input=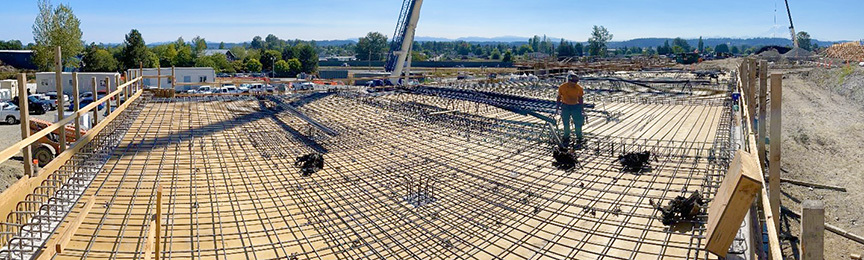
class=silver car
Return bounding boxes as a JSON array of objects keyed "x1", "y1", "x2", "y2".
[{"x1": 0, "y1": 102, "x2": 21, "y2": 124}]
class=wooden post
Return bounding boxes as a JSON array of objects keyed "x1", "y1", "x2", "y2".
[
  {"x1": 105, "y1": 76, "x2": 112, "y2": 115},
  {"x1": 115, "y1": 74, "x2": 122, "y2": 104},
  {"x1": 91, "y1": 77, "x2": 99, "y2": 125},
  {"x1": 54, "y1": 46, "x2": 66, "y2": 153},
  {"x1": 757, "y1": 60, "x2": 768, "y2": 165},
  {"x1": 72, "y1": 72, "x2": 80, "y2": 139},
  {"x1": 171, "y1": 66, "x2": 176, "y2": 91},
  {"x1": 157, "y1": 66, "x2": 161, "y2": 90},
  {"x1": 747, "y1": 59, "x2": 757, "y2": 130},
  {"x1": 769, "y1": 73, "x2": 782, "y2": 231},
  {"x1": 801, "y1": 200, "x2": 824, "y2": 260},
  {"x1": 139, "y1": 62, "x2": 144, "y2": 91},
  {"x1": 155, "y1": 184, "x2": 163, "y2": 260},
  {"x1": 18, "y1": 73, "x2": 33, "y2": 177}
]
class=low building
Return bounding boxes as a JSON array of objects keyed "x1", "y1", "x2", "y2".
[
  {"x1": 202, "y1": 49, "x2": 236, "y2": 61},
  {"x1": 0, "y1": 50, "x2": 36, "y2": 70},
  {"x1": 0, "y1": 79, "x2": 18, "y2": 99},
  {"x1": 136, "y1": 67, "x2": 215, "y2": 91},
  {"x1": 35, "y1": 72, "x2": 120, "y2": 94},
  {"x1": 319, "y1": 70, "x2": 349, "y2": 79}
]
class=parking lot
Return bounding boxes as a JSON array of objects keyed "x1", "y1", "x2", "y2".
[{"x1": 0, "y1": 102, "x2": 109, "y2": 190}]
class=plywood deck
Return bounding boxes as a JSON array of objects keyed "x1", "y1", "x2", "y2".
[{"x1": 46, "y1": 87, "x2": 730, "y2": 259}]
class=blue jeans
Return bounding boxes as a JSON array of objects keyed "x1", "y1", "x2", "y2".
[{"x1": 561, "y1": 104, "x2": 584, "y2": 142}]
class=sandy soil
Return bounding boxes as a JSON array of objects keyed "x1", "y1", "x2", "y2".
[{"x1": 776, "y1": 66, "x2": 864, "y2": 259}]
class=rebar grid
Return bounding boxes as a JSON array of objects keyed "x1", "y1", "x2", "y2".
[{"x1": 18, "y1": 72, "x2": 734, "y2": 260}]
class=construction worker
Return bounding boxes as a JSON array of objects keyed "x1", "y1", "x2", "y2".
[{"x1": 557, "y1": 72, "x2": 585, "y2": 145}]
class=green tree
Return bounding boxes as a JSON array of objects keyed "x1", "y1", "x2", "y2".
[
  {"x1": 730, "y1": 46, "x2": 740, "y2": 54},
  {"x1": 797, "y1": 31, "x2": 813, "y2": 51},
  {"x1": 32, "y1": 0, "x2": 84, "y2": 70},
  {"x1": 573, "y1": 43, "x2": 584, "y2": 57},
  {"x1": 502, "y1": 50, "x2": 513, "y2": 62},
  {"x1": 672, "y1": 38, "x2": 691, "y2": 52},
  {"x1": 152, "y1": 44, "x2": 177, "y2": 67},
  {"x1": 219, "y1": 42, "x2": 225, "y2": 49},
  {"x1": 259, "y1": 49, "x2": 282, "y2": 71},
  {"x1": 587, "y1": 25, "x2": 613, "y2": 57},
  {"x1": 517, "y1": 44, "x2": 533, "y2": 55},
  {"x1": 120, "y1": 29, "x2": 152, "y2": 69},
  {"x1": 274, "y1": 59, "x2": 301, "y2": 77},
  {"x1": 192, "y1": 36, "x2": 207, "y2": 54},
  {"x1": 250, "y1": 36, "x2": 264, "y2": 50},
  {"x1": 230, "y1": 46, "x2": 247, "y2": 60},
  {"x1": 245, "y1": 59, "x2": 262, "y2": 72},
  {"x1": 672, "y1": 45, "x2": 685, "y2": 54},
  {"x1": 0, "y1": 40, "x2": 24, "y2": 50},
  {"x1": 490, "y1": 49, "x2": 501, "y2": 60},
  {"x1": 174, "y1": 44, "x2": 194, "y2": 67},
  {"x1": 411, "y1": 51, "x2": 427, "y2": 62},
  {"x1": 81, "y1": 44, "x2": 118, "y2": 72},
  {"x1": 231, "y1": 60, "x2": 245, "y2": 73},
  {"x1": 697, "y1": 37, "x2": 704, "y2": 53},
  {"x1": 294, "y1": 43, "x2": 318, "y2": 73},
  {"x1": 557, "y1": 39, "x2": 575, "y2": 57},
  {"x1": 355, "y1": 32, "x2": 388, "y2": 61},
  {"x1": 714, "y1": 43, "x2": 730, "y2": 53}
]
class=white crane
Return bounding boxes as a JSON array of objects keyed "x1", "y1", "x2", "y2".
[{"x1": 385, "y1": 0, "x2": 424, "y2": 83}]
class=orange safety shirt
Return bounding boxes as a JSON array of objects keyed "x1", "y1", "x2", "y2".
[{"x1": 558, "y1": 82, "x2": 584, "y2": 105}]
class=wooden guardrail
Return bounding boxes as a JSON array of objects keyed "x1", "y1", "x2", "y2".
[
  {"x1": 736, "y1": 58, "x2": 784, "y2": 259},
  {"x1": 0, "y1": 48, "x2": 146, "y2": 250}
]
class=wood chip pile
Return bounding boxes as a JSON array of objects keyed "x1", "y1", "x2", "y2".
[{"x1": 826, "y1": 42, "x2": 864, "y2": 61}]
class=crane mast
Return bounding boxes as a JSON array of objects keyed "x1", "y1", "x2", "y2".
[
  {"x1": 784, "y1": 0, "x2": 799, "y2": 48},
  {"x1": 386, "y1": 0, "x2": 424, "y2": 81}
]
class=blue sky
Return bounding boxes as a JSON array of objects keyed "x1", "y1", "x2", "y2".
[{"x1": 1, "y1": 0, "x2": 861, "y2": 44}]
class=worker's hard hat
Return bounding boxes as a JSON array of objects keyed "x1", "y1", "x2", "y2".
[{"x1": 567, "y1": 71, "x2": 579, "y2": 81}]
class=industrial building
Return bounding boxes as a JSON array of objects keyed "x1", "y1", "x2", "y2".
[
  {"x1": 136, "y1": 67, "x2": 216, "y2": 91},
  {"x1": 34, "y1": 72, "x2": 120, "y2": 94}
]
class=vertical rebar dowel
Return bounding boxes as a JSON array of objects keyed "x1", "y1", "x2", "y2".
[
  {"x1": 769, "y1": 73, "x2": 782, "y2": 232},
  {"x1": 18, "y1": 73, "x2": 33, "y2": 177},
  {"x1": 801, "y1": 200, "x2": 824, "y2": 260}
]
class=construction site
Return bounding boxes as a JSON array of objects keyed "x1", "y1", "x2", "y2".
[{"x1": 3, "y1": 0, "x2": 864, "y2": 260}]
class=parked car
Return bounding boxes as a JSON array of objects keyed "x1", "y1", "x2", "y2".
[
  {"x1": 221, "y1": 84, "x2": 240, "y2": 93},
  {"x1": 79, "y1": 92, "x2": 94, "y2": 100},
  {"x1": 0, "y1": 102, "x2": 20, "y2": 124},
  {"x1": 70, "y1": 97, "x2": 105, "y2": 111},
  {"x1": 11, "y1": 96, "x2": 50, "y2": 114},
  {"x1": 238, "y1": 84, "x2": 250, "y2": 93},
  {"x1": 196, "y1": 86, "x2": 213, "y2": 94}
]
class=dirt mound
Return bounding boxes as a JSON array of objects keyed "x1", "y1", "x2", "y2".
[
  {"x1": 826, "y1": 42, "x2": 864, "y2": 61},
  {"x1": 783, "y1": 47, "x2": 813, "y2": 59},
  {"x1": 756, "y1": 49, "x2": 782, "y2": 61}
]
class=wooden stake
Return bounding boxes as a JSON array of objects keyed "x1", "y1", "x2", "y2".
[
  {"x1": 801, "y1": 200, "x2": 824, "y2": 260},
  {"x1": 747, "y1": 59, "x2": 757, "y2": 130},
  {"x1": 17, "y1": 73, "x2": 33, "y2": 177},
  {"x1": 55, "y1": 46, "x2": 66, "y2": 153},
  {"x1": 105, "y1": 76, "x2": 112, "y2": 115},
  {"x1": 72, "y1": 72, "x2": 80, "y2": 139},
  {"x1": 769, "y1": 73, "x2": 782, "y2": 231},
  {"x1": 758, "y1": 60, "x2": 768, "y2": 165},
  {"x1": 157, "y1": 66, "x2": 161, "y2": 90},
  {"x1": 155, "y1": 184, "x2": 163, "y2": 260},
  {"x1": 171, "y1": 66, "x2": 176, "y2": 91},
  {"x1": 91, "y1": 77, "x2": 98, "y2": 125}
]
